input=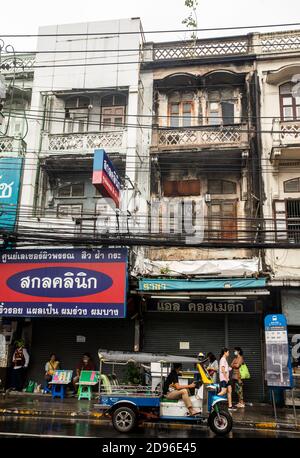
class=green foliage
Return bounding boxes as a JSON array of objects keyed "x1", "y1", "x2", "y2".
[
  {"x1": 126, "y1": 362, "x2": 142, "y2": 385},
  {"x1": 182, "y1": 0, "x2": 199, "y2": 40}
]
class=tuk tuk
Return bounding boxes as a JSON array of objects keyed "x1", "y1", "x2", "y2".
[{"x1": 97, "y1": 349, "x2": 233, "y2": 435}]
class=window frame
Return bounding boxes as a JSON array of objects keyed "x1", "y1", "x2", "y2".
[
  {"x1": 208, "y1": 199, "x2": 237, "y2": 240},
  {"x1": 57, "y1": 203, "x2": 83, "y2": 219},
  {"x1": 284, "y1": 178, "x2": 300, "y2": 193},
  {"x1": 100, "y1": 94, "x2": 127, "y2": 131},
  {"x1": 208, "y1": 179, "x2": 237, "y2": 195},
  {"x1": 56, "y1": 182, "x2": 85, "y2": 199},
  {"x1": 168, "y1": 98, "x2": 194, "y2": 128},
  {"x1": 279, "y1": 83, "x2": 300, "y2": 121}
]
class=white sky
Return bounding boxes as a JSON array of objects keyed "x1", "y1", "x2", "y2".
[{"x1": 1, "y1": 0, "x2": 300, "y2": 51}]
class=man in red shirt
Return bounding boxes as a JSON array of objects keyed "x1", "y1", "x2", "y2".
[{"x1": 73, "y1": 353, "x2": 95, "y2": 393}]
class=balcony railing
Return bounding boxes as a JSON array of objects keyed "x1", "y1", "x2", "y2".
[
  {"x1": 42, "y1": 129, "x2": 127, "y2": 154},
  {"x1": 260, "y1": 30, "x2": 300, "y2": 54},
  {"x1": 151, "y1": 36, "x2": 250, "y2": 61},
  {"x1": 0, "y1": 136, "x2": 26, "y2": 154},
  {"x1": 152, "y1": 125, "x2": 248, "y2": 150},
  {"x1": 142, "y1": 30, "x2": 300, "y2": 63},
  {"x1": 273, "y1": 119, "x2": 300, "y2": 146}
]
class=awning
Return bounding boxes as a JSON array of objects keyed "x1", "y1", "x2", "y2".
[{"x1": 139, "y1": 277, "x2": 266, "y2": 292}]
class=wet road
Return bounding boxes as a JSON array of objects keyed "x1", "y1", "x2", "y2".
[{"x1": 0, "y1": 416, "x2": 299, "y2": 438}]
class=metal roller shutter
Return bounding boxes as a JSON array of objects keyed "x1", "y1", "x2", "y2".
[
  {"x1": 27, "y1": 318, "x2": 135, "y2": 384},
  {"x1": 228, "y1": 315, "x2": 264, "y2": 402},
  {"x1": 142, "y1": 313, "x2": 225, "y2": 359}
]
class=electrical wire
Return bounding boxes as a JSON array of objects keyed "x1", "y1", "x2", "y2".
[{"x1": 1, "y1": 22, "x2": 300, "y2": 38}]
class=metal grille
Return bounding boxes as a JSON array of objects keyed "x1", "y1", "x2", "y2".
[
  {"x1": 228, "y1": 315, "x2": 264, "y2": 402},
  {"x1": 142, "y1": 312, "x2": 263, "y2": 402},
  {"x1": 142, "y1": 313, "x2": 225, "y2": 359},
  {"x1": 287, "y1": 200, "x2": 300, "y2": 243}
]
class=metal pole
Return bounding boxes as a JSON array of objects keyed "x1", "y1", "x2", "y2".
[
  {"x1": 271, "y1": 388, "x2": 277, "y2": 422},
  {"x1": 291, "y1": 388, "x2": 298, "y2": 426},
  {"x1": 98, "y1": 359, "x2": 102, "y2": 399}
]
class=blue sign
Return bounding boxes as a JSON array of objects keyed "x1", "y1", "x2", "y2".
[
  {"x1": 264, "y1": 314, "x2": 294, "y2": 388},
  {"x1": 0, "y1": 157, "x2": 22, "y2": 231},
  {"x1": 139, "y1": 277, "x2": 266, "y2": 291}
]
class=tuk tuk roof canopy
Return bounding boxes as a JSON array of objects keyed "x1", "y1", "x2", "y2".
[{"x1": 98, "y1": 349, "x2": 200, "y2": 365}]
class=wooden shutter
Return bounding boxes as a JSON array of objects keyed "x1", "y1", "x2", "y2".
[{"x1": 221, "y1": 201, "x2": 237, "y2": 239}]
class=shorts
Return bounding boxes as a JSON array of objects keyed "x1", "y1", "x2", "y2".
[{"x1": 219, "y1": 380, "x2": 229, "y2": 388}]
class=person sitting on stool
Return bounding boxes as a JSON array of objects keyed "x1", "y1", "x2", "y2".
[{"x1": 163, "y1": 363, "x2": 198, "y2": 416}]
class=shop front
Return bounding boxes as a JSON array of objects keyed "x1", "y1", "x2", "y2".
[
  {"x1": 0, "y1": 247, "x2": 134, "y2": 387},
  {"x1": 138, "y1": 277, "x2": 269, "y2": 402}
]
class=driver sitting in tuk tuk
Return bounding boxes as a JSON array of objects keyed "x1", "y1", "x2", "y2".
[{"x1": 163, "y1": 363, "x2": 198, "y2": 416}]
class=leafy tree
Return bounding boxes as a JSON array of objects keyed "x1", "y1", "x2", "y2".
[{"x1": 182, "y1": 0, "x2": 199, "y2": 40}]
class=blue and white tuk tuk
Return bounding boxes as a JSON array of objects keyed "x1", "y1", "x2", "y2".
[{"x1": 97, "y1": 350, "x2": 233, "y2": 435}]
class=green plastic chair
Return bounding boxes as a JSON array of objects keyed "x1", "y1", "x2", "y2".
[{"x1": 77, "y1": 370, "x2": 100, "y2": 400}]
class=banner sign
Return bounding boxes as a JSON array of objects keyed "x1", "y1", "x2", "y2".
[
  {"x1": 265, "y1": 314, "x2": 293, "y2": 388},
  {"x1": 147, "y1": 299, "x2": 258, "y2": 313},
  {"x1": 0, "y1": 157, "x2": 22, "y2": 231},
  {"x1": 92, "y1": 149, "x2": 121, "y2": 207},
  {"x1": 139, "y1": 277, "x2": 266, "y2": 291},
  {"x1": 0, "y1": 248, "x2": 127, "y2": 318}
]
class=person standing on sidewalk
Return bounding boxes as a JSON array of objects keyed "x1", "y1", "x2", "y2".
[
  {"x1": 206, "y1": 352, "x2": 219, "y2": 383},
  {"x1": 10, "y1": 340, "x2": 30, "y2": 391},
  {"x1": 218, "y1": 348, "x2": 235, "y2": 411},
  {"x1": 231, "y1": 346, "x2": 245, "y2": 408}
]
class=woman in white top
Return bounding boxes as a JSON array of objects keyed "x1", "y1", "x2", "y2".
[{"x1": 218, "y1": 348, "x2": 234, "y2": 410}]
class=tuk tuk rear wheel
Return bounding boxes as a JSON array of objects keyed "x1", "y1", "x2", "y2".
[
  {"x1": 112, "y1": 406, "x2": 138, "y2": 433},
  {"x1": 208, "y1": 409, "x2": 232, "y2": 435}
]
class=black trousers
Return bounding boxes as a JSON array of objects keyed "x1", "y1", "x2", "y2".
[{"x1": 11, "y1": 368, "x2": 25, "y2": 391}]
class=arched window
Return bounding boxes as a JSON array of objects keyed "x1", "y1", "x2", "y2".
[
  {"x1": 284, "y1": 178, "x2": 300, "y2": 193},
  {"x1": 100, "y1": 93, "x2": 127, "y2": 130},
  {"x1": 208, "y1": 180, "x2": 237, "y2": 194},
  {"x1": 279, "y1": 82, "x2": 300, "y2": 121}
]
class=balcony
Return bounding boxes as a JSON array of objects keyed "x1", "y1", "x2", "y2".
[
  {"x1": 41, "y1": 129, "x2": 127, "y2": 156},
  {"x1": 142, "y1": 30, "x2": 300, "y2": 65},
  {"x1": 0, "y1": 136, "x2": 26, "y2": 154},
  {"x1": 271, "y1": 119, "x2": 300, "y2": 163},
  {"x1": 274, "y1": 120, "x2": 300, "y2": 145},
  {"x1": 151, "y1": 125, "x2": 248, "y2": 152}
]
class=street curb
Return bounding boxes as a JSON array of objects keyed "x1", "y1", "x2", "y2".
[{"x1": 0, "y1": 407, "x2": 299, "y2": 432}]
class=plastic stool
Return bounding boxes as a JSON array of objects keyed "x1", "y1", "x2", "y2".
[
  {"x1": 78, "y1": 385, "x2": 92, "y2": 400},
  {"x1": 51, "y1": 384, "x2": 65, "y2": 399}
]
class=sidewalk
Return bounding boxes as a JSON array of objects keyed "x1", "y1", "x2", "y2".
[{"x1": 0, "y1": 392, "x2": 299, "y2": 431}]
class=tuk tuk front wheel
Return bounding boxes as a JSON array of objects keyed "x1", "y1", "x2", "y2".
[
  {"x1": 112, "y1": 406, "x2": 138, "y2": 433},
  {"x1": 208, "y1": 409, "x2": 233, "y2": 435}
]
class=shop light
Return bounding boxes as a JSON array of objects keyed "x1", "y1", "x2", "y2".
[
  {"x1": 150, "y1": 296, "x2": 190, "y2": 300},
  {"x1": 206, "y1": 296, "x2": 247, "y2": 300}
]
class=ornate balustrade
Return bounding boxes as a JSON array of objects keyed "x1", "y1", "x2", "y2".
[
  {"x1": 152, "y1": 125, "x2": 248, "y2": 150},
  {"x1": 152, "y1": 37, "x2": 250, "y2": 61},
  {"x1": 0, "y1": 136, "x2": 26, "y2": 153},
  {"x1": 143, "y1": 30, "x2": 300, "y2": 63},
  {"x1": 272, "y1": 119, "x2": 300, "y2": 145},
  {"x1": 260, "y1": 30, "x2": 300, "y2": 54},
  {"x1": 44, "y1": 130, "x2": 126, "y2": 154}
]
